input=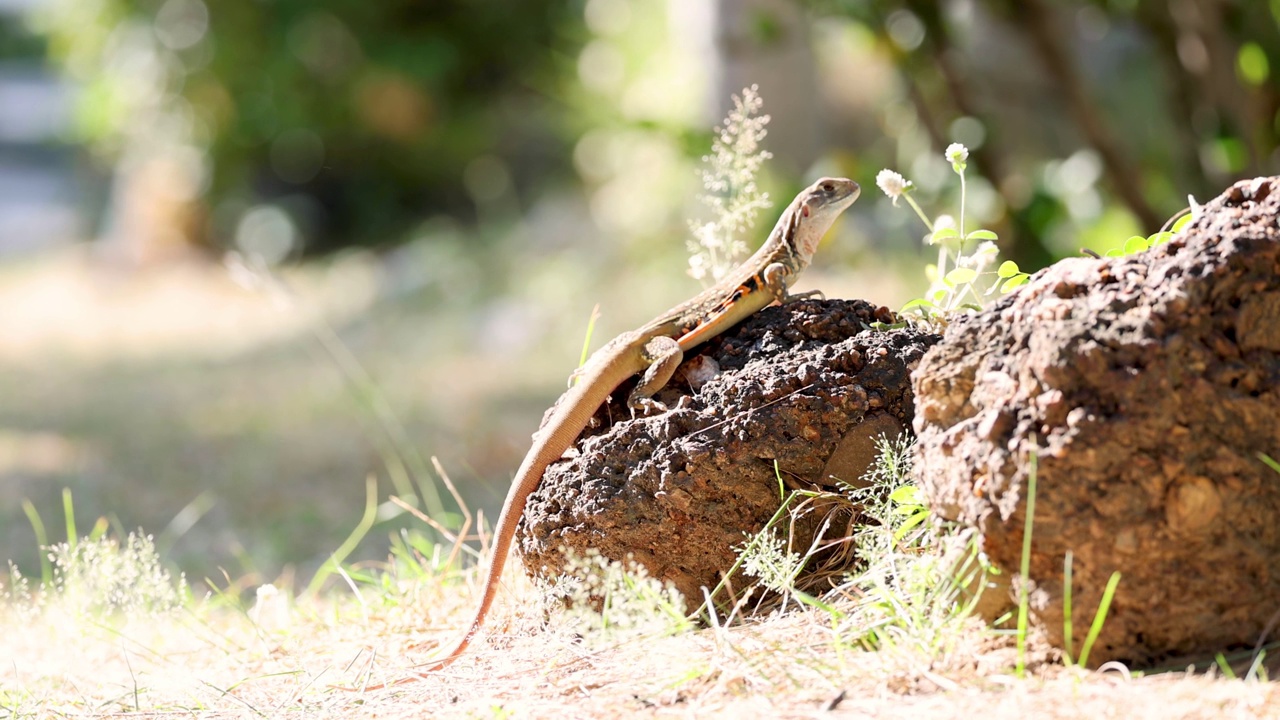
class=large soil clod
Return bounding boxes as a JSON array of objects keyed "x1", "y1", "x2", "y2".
[
  {"x1": 914, "y1": 177, "x2": 1280, "y2": 667},
  {"x1": 516, "y1": 299, "x2": 939, "y2": 609}
]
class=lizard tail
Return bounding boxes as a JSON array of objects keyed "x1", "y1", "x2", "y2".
[{"x1": 412, "y1": 357, "x2": 636, "y2": 676}]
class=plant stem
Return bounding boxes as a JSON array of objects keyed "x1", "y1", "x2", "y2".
[{"x1": 902, "y1": 193, "x2": 934, "y2": 233}]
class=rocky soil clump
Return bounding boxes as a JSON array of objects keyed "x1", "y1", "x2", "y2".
[
  {"x1": 517, "y1": 299, "x2": 939, "y2": 609},
  {"x1": 914, "y1": 177, "x2": 1280, "y2": 667}
]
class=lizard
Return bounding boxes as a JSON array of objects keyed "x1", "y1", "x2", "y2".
[{"x1": 385, "y1": 176, "x2": 858, "y2": 686}]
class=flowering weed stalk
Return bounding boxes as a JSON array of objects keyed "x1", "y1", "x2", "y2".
[{"x1": 687, "y1": 86, "x2": 774, "y2": 283}]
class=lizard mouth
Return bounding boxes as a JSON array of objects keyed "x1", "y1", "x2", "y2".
[{"x1": 834, "y1": 180, "x2": 861, "y2": 204}]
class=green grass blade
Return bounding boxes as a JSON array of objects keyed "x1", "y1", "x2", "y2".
[
  {"x1": 1016, "y1": 452, "x2": 1038, "y2": 678},
  {"x1": 88, "y1": 517, "x2": 110, "y2": 542},
  {"x1": 62, "y1": 487, "x2": 77, "y2": 550},
  {"x1": 1215, "y1": 652, "x2": 1238, "y2": 679},
  {"x1": 305, "y1": 475, "x2": 379, "y2": 598},
  {"x1": 1077, "y1": 571, "x2": 1122, "y2": 668},
  {"x1": 578, "y1": 303, "x2": 601, "y2": 370},
  {"x1": 1258, "y1": 453, "x2": 1280, "y2": 475},
  {"x1": 312, "y1": 320, "x2": 447, "y2": 522},
  {"x1": 20, "y1": 499, "x2": 51, "y2": 584},
  {"x1": 1246, "y1": 648, "x2": 1267, "y2": 682}
]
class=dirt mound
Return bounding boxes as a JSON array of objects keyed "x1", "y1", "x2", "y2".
[
  {"x1": 914, "y1": 177, "x2": 1280, "y2": 667},
  {"x1": 516, "y1": 299, "x2": 938, "y2": 608}
]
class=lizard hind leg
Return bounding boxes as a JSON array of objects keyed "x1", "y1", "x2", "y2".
[{"x1": 626, "y1": 336, "x2": 682, "y2": 417}]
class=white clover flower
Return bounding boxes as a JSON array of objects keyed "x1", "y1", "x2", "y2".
[
  {"x1": 974, "y1": 240, "x2": 998, "y2": 256},
  {"x1": 945, "y1": 143, "x2": 969, "y2": 166},
  {"x1": 876, "y1": 169, "x2": 913, "y2": 205},
  {"x1": 934, "y1": 214, "x2": 956, "y2": 232},
  {"x1": 957, "y1": 241, "x2": 999, "y2": 270}
]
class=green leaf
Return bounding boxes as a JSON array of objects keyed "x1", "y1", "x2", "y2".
[
  {"x1": 870, "y1": 321, "x2": 908, "y2": 331},
  {"x1": 893, "y1": 510, "x2": 930, "y2": 541},
  {"x1": 1171, "y1": 212, "x2": 1193, "y2": 232},
  {"x1": 945, "y1": 267, "x2": 978, "y2": 285},
  {"x1": 889, "y1": 485, "x2": 922, "y2": 505},
  {"x1": 930, "y1": 227, "x2": 960, "y2": 243},
  {"x1": 1123, "y1": 235, "x2": 1149, "y2": 255},
  {"x1": 791, "y1": 589, "x2": 845, "y2": 616},
  {"x1": 900, "y1": 298, "x2": 937, "y2": 311},
  {"x1": 1147, "y1": 231, "x2": 1173, "y2": 245},
  {"x1": 1104, "y1": 247, "x2": 1124, "y2": 257},
  {"x1": 997, "y1": 260, "x2": 1021, "y2": 278},
  {"x1": 966, "y1": 229, "x2": 998, "y2": 241},
  {"x1": 1001, "y1": 274, "x2": 1029, "y2": 293},
  {"x1": 929, "y1": 287, "x2": 948, "y2": 303}
]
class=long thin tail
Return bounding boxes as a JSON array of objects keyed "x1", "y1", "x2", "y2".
[
  {"x1": 410, "y1": 358, "x2": 635, "y2": 678},
  {"x1": 418, "y1": 512, "x2": 517, "y2": 670}
]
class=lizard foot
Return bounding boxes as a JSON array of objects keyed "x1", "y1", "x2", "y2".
[
  {"x1": 783, "y1": 289, "x2": 825, "y2": 303},
  {"x1": 627, "y1": 397, "x2": 668, "y2": 418}
]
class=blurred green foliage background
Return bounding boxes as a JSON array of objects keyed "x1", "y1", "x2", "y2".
[{"x1": 1, "y1": 0, "x2": 1276, "y2": 590}]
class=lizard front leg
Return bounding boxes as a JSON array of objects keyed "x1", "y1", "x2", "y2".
[
  {"x1": 761, "y1": 262, "x2": 824, "y2": 303},
  {"x1": 626, "y1": 335, "x2": 682, "y2": 416}
]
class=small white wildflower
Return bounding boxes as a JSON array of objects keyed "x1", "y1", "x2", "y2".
[
  {"x1": 926, "y1": 214, "x2": 956, "y2": 245},
  {"x1": 956, "y1": 241, "x2": 999, "y2": 271},
  {"x1": 945, "y1": 142, "x2": 969, "y2": 168},
  {"x1": 251, "y1": 582, "x2": 290, "y2": 628},
  {"x1": 876, "y1": 169, "x2": 913, "y2": 205}
]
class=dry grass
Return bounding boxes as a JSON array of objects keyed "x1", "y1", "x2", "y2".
[{"x1": 1, "y1": 530, "x2": 1275, "y2": 720}]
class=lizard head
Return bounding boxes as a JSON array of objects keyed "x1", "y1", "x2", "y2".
[
  {"x1": 793, "y1": 177, "x2": 860, "y2": 259},
  {"x1": 800, "y1": 177, "x2": 860, "y2": 219}
]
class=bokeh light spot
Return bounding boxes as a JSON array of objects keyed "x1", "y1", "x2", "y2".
[
  {"x1": 886, "y1": 10, "x2": 925, "y2": 52},
  {"x1": 269, "y1": 128, "x2": 325, "y2": 185},
  {"x1": 584, "y1": 0, "x2": 632, "y2": 36},
  {"x1": 235, "y1": 205, "x2": 297, "y2": 264},
  {"x1": 153, "y1": 0, "x2": 209, "y2": 51},
  {"x1": 463, "y1": 155, "x2": 512, "y2": 205},
  {"x1": 578, "y1": 40, "x2": 626, "y2": 94}
]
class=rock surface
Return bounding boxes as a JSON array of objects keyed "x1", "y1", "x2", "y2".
[
  {"x1": 914, "y1": 177, "x2": 1280, "y2": 667},
  {"x1": 516, "y1": 299, "x2": 938, "y2": 608}
]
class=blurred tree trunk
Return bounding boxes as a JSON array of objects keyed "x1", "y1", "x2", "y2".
[
  {"x1": 99, "y1": 144, "x2": 205, "y2": 267},
  {"x1": 678, "y1": 0, "x2": 825, "y2": 176}
]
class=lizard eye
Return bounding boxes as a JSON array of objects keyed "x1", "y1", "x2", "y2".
[{"x1": 821, "y1": 182, "x2": 835, "y2": 193}]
